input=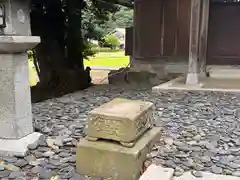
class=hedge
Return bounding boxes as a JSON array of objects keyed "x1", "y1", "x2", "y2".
[{"x1": 91, "y1": 47, "x2": 121, "y2": 53}]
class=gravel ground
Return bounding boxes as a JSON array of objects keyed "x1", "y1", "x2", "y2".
[{"x1": 0, "y1": 84, "x2": 240, "y2": 179}]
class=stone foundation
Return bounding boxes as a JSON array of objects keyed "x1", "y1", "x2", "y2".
[
  {"x1": 130, "y1": 59, "x2": 188, "y2": 78},
  {"x1": 76, "y1": 127, "x2": 161, "y2": 180},
  {"x1": 77, "y1": 97, "x2": 161, "y2": 180},
  {"x1": 108, "y1": 59, "x2": 187, "y2": 85}
]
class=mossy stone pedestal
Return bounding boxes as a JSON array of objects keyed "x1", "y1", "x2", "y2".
[
  {"x1": 87, "y1": 98, "x2": 153, "y2": 147},
  {"x1": 77, "y1": 127, "x2": 160, "y2": 180},
  {"x1": 76, "y1": 98, "x2": 160, "y2": 180}
]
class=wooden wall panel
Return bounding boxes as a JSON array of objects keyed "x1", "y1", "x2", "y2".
[
  {"x1": 134, "y1": 0, "x2": 191, "y2": 60},
  {"x1": 207, "y1": 2, "x2": 240, "y2": 65},
  {"x1": 162, "y1": 0, "x2": 178, "y2": 56},
  {"x1": 134, "y1": 0, "x2": 163, "y2": 58},
  {"x1": 125, "y1": 27, "x2": 133, "y2": 55},
  {"x1": 176, "y1": 0, "x2": 191, "y2": 57}
]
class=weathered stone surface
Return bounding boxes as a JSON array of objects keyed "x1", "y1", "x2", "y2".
[
  {"x1": 4, "y1": 0, "x2": 32, "y2": 36},
  {"x1": 174, "y1": 171, "x2": 240, "y2": 180},
  {"x1": 108, "y1": 68, "x2": 129, "y2": 85},
  {"x1": 0, "y1": 83, "x2": 238, "y2": 179},
  {"x1": 76, "y1": 127, "x2": 161, "y2": 180},
  {"x1": 0, "y1": 132, "x2": 42, "y2": 157},
  {"x1": 87, "y1": 98, "x2": 153, "y2": 145},
  {"x1": 139, "y1": 164, "x2": 174, "y2": 180},
  {"x1": 0, "y1": 54, "x2": 33, "y2": 139}
]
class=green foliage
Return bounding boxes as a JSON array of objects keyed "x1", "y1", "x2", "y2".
[
  {"x1": 81, "y1": 0, "x2": 121, "y2": 59},
  {"x1": 30, "y1": 0, "x2": 132, "y2": 69},
  {"x1": 102, "y1": 34, "x2": 120, "y2": 49},
  {"x1": 92, "y1": 47, "x2": 121, "y2": 53},
  {"x1": 85, "y1": 5, "x2": 133, "y2": 42},
  {"x1": 82, "y1": 41, "x2": 96, "y2": 59},
  {"x1": 27, "y1": 50, "x2": 34, "y2": 61},
  {"x1": 82, "y1": 1, "x2": 118, "y2": 41},
  {"x1": 112, "y1": 6, "x2": 133, "y2": 28},
  {"x1": 76, "y1": 2, "x2": 133, "y2": 59}
]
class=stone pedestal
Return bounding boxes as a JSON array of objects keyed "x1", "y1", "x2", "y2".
[
  {"x1": 77, "y1": 127, "x2": 161, "y2": 180},
  {"x1": 87, "y1": 98, "x2": 153, "y2": 147},
  {"x1": 0, "y1": 36, "x2": 41, "y2": 156},
  {"x1": 77, "y1": 98, "x2": 161, "y2": 180}
]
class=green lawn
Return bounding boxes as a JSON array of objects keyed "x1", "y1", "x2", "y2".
[
  {"x1": 84, "y1": 51, "x2": 130, "y2": 67},
  {"x1": 29, "y1": 51, "x2": 129, "y2": 87},
  {"x1": 29, "y1": 60, "x2": 40, "y2": 87}
]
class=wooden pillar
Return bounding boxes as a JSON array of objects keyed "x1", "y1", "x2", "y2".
[
  {"x1": 199, "y1": 0, "x2": 210, "y2": 76},
  {"x1": 186, "y1": 0, "x2": 201, "y2": 85},
  {"x1": 133, "y1": 0, "x2": 163, "y2": 59},
  {"x1": 133, "y1": 0, "x2": 138, "y2": 59}
]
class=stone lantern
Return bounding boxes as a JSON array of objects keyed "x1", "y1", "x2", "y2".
[{"x1": 0, "y1": 0, "x2": 41, "y2": 156}]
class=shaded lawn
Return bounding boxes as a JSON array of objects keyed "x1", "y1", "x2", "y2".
[
  {"x1": 84, "y1": 51, "x2": 130, "y2": 67},
  {"x1": 29, "y1": 60, "x2": 39, "y2": 87},
  {"x1": 29, "y1": 51, "x2": 129, "y2": 87}
]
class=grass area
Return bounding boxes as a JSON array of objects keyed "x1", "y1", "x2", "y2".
[
  {"x1": 28, "y1": 51, "x2": 129, "y2": 87},
  {"x1": 84, "y1": 51, "x2": 130, "y2": 67},
  {"x1": 29, "y1": 60, "x2": 39, "y2": 87}
]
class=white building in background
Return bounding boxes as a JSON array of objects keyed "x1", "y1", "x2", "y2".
[
  {"x1": 111, "y1": 28, "x2": 126, "y2": 49},
  {"x1": 89, "y1": 28, "x2": 126, "y2": 49}
]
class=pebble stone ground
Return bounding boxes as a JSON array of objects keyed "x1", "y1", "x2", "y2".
[{"x1": 0, "y1": 83, "x2": 240, "y2": 180}]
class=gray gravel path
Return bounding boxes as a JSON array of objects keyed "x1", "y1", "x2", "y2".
[{"x1": 0, "y1": 84, "x2": 240, "y2": 179}]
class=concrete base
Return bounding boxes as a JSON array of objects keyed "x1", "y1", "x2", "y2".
[
  {"x1": 140, "y1": 164, "x2": 174, "y2": 180},
  {"x1": 0, "y1": 132, "x2": 42, "y2": 157},
  {"x1": 174, "y1": 172, "x2": 240, "y2": 180},
  {"x1": 209, "y1": 66, "x2": 240, "y2": 79},
  {"x1": 153, "y1": 76, "x2": 240, "y2": 93},
  {"x1": 140, "y1": 165, "x2": 240, "y2": 180},
  {"x1": 186, "y1": 73, "x2": 199, "y2": 85},
  {"x1": 130, "y1": 59, "x2": 188, "y2": 77},
  {"x1": 76, "y1": 127, "x2": 161, "y2": 180},
  {"x1": 130, "y1": 58, "x2": 240, "y2": 80}
]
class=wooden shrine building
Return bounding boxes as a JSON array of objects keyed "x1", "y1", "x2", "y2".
[{"x1": 126, "y1": 0, "x2": 240, "y2": 85}]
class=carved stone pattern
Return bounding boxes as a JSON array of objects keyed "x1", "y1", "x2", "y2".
[
  {"x1": 136, "y1": 110, "x2": 152, "y2": 133},
  {"x1": 90, "y1": 115, "x2": 127, "y2": 138}
]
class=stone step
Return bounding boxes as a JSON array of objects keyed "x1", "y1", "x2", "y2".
[
  {"x1": 174, "y1": 171, "x2": 240, "y2": 180},
  {"x1": 76, "y1": 127, "x2": 161, "y2": 180},
  {"x1": 209, "y1": 68, "x2": 240, "y2": 79},
  {"x1": 139, "y1": 164, "x2": 174, "y2": 180},
  {"x1": 140, "y1": 165, "x2": 240, "y2": 180}
]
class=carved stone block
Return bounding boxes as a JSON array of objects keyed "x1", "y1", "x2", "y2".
[
  {"x1": 76, "y1": 127, "x2": 161, "y2": 180},
  {"x1": 87, "y1": 98, "x2": 153, "y2": 147}
]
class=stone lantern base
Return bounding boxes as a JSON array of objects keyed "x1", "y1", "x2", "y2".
[{"x1": 0, "y1": 36, "x2": 42, "y2": 157}]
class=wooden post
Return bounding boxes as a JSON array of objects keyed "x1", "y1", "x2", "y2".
[
  {"x1": 199, "y1": 0, "x2": 210, "y2": 76},
  {"x1": 133, "y1": 0, "x2": 138, "y2": 59},
  {"x1": 186, "y1": 0, "x2": 201, "y2": 85}
]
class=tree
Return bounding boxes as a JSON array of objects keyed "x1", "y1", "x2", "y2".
[
  {"x1": 102, "y1": 34, "x2": 120, "y2": 49},
  {"x1": 113, "y1": 6, "x2": 133, "y2": 28},
  {"x1": 30, "y1": 0, "x2": 120, "y2": 102},
  {"x1": 93, "y1": 5, "x2": 133, "y2": 38}
]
